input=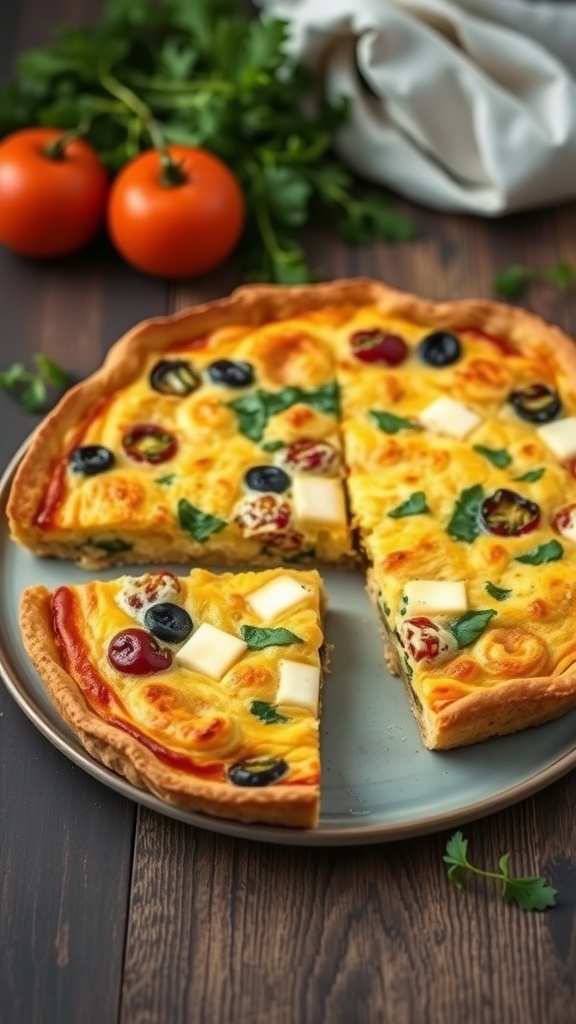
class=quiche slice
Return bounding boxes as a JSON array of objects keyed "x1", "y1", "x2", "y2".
[
  {"x1": 19, "y1": 567, "x2": 327, "y2": 828},
  {"x1": 340, "y1": 306, "x2": 576, "y2": 748},
  {"x1": 8, "y1": 286, "x2": 355, "y2": 569}
]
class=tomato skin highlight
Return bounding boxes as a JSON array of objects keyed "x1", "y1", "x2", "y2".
[
  {"x1": 106, "y1": 146, "x2": 245, "y2": 279},
  {"x1": 0, "y1": 127, "x2": 109, "y2": 258}
]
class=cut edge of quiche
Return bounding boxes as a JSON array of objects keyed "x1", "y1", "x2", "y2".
[
  {"x1": 19, "y1": 567, "x2": 327, "y2": 828},
  {"x1": 365, "y1": 567, "x2": 576, "y2": 750}
]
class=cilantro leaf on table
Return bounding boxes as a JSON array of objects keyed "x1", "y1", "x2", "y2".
[
  {"x1": 0, "y1": 354, "x2": 71, "y2": 413},
  {"x1": 493, "y1": 265, "x2": 532, "y2": 300},
  {"x1": 444, "y1": 831, "x2": 557, "y2": 911},
  {"x1": 0, "y1": 0, "x2": 418, "y2": 284},
  {"x1": 542, "y1": 260, "x2": 576, "y2": 290}
]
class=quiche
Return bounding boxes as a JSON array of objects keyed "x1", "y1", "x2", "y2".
[
  {"x1": 10, "y1": 278, "x2": 576, "y2": 777},
  {"x1": 19, "y1": 567, "x2": 326, "y2": 827}
]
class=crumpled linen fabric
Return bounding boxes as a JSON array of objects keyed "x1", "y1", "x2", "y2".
[{"x1": 256, "y1": 0, "x2": 576, "y2": 215}]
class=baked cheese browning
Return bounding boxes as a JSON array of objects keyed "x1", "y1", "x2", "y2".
[
  {"x1": 11, "y1": 278, "x2": 576, "y2": 761},
  {"x1": 21, "y1": 320, "x2": 354, "y2": 568},
  {"x1": 20, "y1": 567, "x2": 326, "y2": 826},
  {"x1": 344, "y1": 308, "x2": 576, "y2": 749}
]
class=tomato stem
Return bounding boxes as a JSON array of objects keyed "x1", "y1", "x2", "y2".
[
  {"x1": 99, "y1": 69, "x2": 186, "y2": 187},
  {"x1": 43, "y1": 118, "x2": 91, "y2": 160}
]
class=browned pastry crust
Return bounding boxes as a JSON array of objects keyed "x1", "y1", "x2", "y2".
[
  {"x1": 9, "y1": 277, "x2": 576, "y2": 563},
  {"x1": 20, "y1": 568, "x2": 325, "y2": 828},
  {"x1": 12, "y1": 278, "x2": 576, "y2": 771}
]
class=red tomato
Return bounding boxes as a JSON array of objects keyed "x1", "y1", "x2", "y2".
[
  {"x1": 0, "y1": 127, "x2": 109, "y2": 257},
  {"x1": 106, "y1": 146, "x2": 245, "y2": 279}
]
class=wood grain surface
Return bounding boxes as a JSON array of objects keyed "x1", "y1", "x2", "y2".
[{"x1": 1, "y1": 3, "x2": 576, "y2": 1023}]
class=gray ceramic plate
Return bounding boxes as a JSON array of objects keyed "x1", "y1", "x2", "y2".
[{"x1": 1, "y1": 443, "x2": 576, "y2": 846}]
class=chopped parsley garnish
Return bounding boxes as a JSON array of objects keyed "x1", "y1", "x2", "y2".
[
  {"x1": 387, "y1": 491, "x2": 430, "y2": 518},
  {"x1": 240, "y1": 626, "x2": 303, "y2": 650}
]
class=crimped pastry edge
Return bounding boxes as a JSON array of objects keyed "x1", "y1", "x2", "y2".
[
  {"x1": 8, "y1": 277, "x2": 576, "y2": 560},
  {"x1": 20, "y1": 584, "x2": 322, "y2": 828}
]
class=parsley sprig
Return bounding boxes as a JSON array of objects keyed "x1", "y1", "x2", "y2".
[
  {"x1": 0, "y1": 0, "x2": 417, "y2": 283},
  {"x1": 444, "y1": 832, "x2": 557, "y2": 911},
  {"x1": 494, "y1": 260, "x2": 575, "y2": 300},
  {"x1": 0, "y1": 354, "x2": 70, "y2": 412}
]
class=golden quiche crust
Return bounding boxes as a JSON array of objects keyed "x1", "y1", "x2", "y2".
[
  {"x1": 10, "y1": 278, "x2": 576, "y2": 794},
  {"x1": 20, "y1": 568, "x2": 325, "y2": 828}
]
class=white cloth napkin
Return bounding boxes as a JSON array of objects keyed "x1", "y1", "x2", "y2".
[{"x1": 256, "y1": 0, "x2": 576, "y2": 215}]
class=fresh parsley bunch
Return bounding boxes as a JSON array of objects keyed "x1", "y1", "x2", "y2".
[{"x1": 0, "y1": 0, "x2": 416, "y2": 283}]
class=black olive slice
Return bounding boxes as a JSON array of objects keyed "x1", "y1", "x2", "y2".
[
  {"x1": 144, "y1": 602, "x2": 193, "y2": 643},
  {"x1": 244, "y1": 465, "x2": 291, "y2": 493},
  {"x1": 480, "y1": 489, "x2": 540, "y2": 537},
  {"x1": 207, "y1": 359, "x2": 254, "y2": 388},
  {"x1": 418, "y1": 331, "x2": 462, "y2": 367},
  {"x1": 508, "y1": 383, "x2": 562, "y2": 424},
  {"x1": 150, "y1": 360, "x2": 200, "y2": 397},
  {"x1": 228, "y1": 756, "x2": 288, "y2": 787},
  {"x1": 69, "y1": 445, "x2": 115, "y2": 476}
]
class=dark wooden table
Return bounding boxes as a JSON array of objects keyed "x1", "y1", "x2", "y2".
[{"x1": 2, "y1": 4, "x2": 576, "y2": 1023}]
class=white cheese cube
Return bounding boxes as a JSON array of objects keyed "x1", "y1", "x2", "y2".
[
  {"x1": 292, "y1": 476, "x2": 347, "y2": 527},
  {"x1": 536, "y1": 417, "x2": 576, "y2": 462},
  {"x1": 403, "y1": 580, "x2": 468, "y2": 616},
  {"x1": 246, "y1": 575, "x2": 312, "y2": 620},
  {"x1": 175, "y1": 623, "x2": 247, "y2": 681},
  {"x1": 418, "y1": 396, "x2": 482, "y2": 439},
  {"x1": 276, "y1": 660, "x2": 320, "y2": 714}
]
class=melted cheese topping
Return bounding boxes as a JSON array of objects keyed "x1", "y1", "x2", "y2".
[{"x1": 31, "y1": 299, "x2": 576, "y2": 736}]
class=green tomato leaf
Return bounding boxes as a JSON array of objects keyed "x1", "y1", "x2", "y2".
[
  {"x1": 515, "y1": 540, "x2": 564, "y2": 566},
  {"x1": 473, "y1": 445, "x2": 512, "y2": 469},
  {"x1": 485, "y1": 582, "x2": 512, "y2": 602},
  {"x1": 369, "y1": 410, "x2": 420, "y2": 434},
  {"x1": 177, "y1": 499, "x2": 227, "y2": 542},
  {"x1": 447, "y1": 485, "x2": 485, "y2": 544},
  {"x1": 240, "y1": 626, "x2": 304, "y2": 650},
  {"x1": 449, "y1": 610, "x2": 497, "y2": 649},
  {"x1": 387, "y1": 491, "x2": 429, "y2": 519},
  {"x1": 249, "y1": 700, "x2": 290, "y2": 725}
]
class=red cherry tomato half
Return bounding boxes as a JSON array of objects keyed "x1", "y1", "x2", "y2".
[
  {"x1": 108, "y1": 629, "x2": 173, "y2": 675},
  {"x1": 279, "y1": 438, "x2": 340, "y2": 475},
  {"x1": 350, "y1": 329, "x2": 408, "y2": 365},
  {"x1": 552, "y1": 503, "x2": 576, "y2": 541},
  {"x1": 401, "y1": 617, "x2": 456, "y2": 665},
  {"x1": 107, "y1": 146, "x2": 245, "y2": 279},
  {"x1": 480, "y1": 489, "x2": 540, "y2": 537},
  {"x1": 122, "y1": 424, "x2": 177, "y2": 464},
  {"x1": 0, "y1": 127, "x2": 109, "y2": 258}
]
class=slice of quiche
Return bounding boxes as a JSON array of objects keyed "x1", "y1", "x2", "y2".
[
  {"x1": 20, "y1": 567, "x2": 326, "y2": 828},
  {"x1": 8, "y1": 287, "x2": 354, "y2": 569},
  {"x1": 339, "y1": 300, "x2": 576, "y2": 748}
]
